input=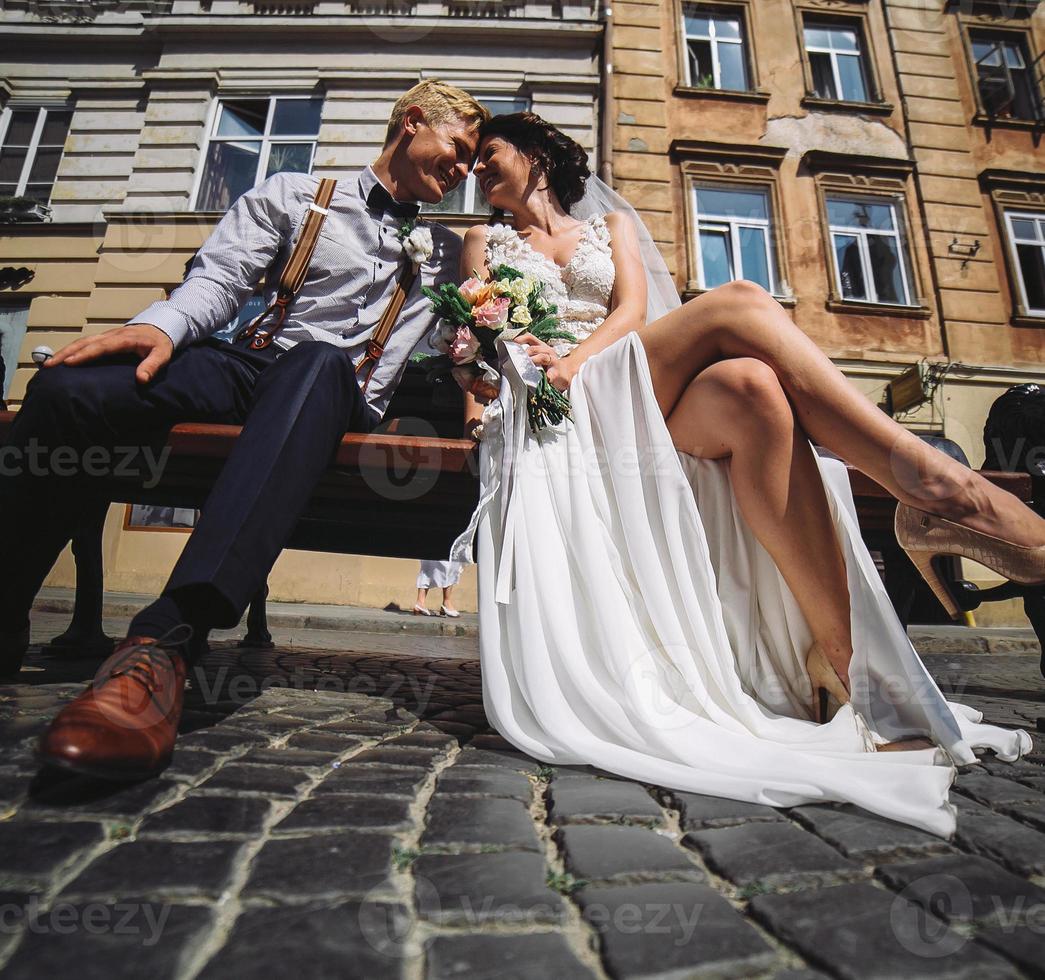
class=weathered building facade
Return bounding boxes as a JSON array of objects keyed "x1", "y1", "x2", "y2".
[
  {"x1": 0, "y1": 0, "x2": 603, "y2": 610},
  {"x1": 610, "y1": 0, "x2": 1044, "y2": 619},
  {"x1": 611, "y1": 0, "x2": 1043, "y2": 434}
]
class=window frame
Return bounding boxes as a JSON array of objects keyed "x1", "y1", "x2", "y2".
[
  {"x1": 680, "y1": 4, "x2": 750, "y2": 92},
  {"x1": 962, "y1": 25, "x2": 1043, "y2": 124},
  {"x1": 189, "y1": 94, "x2": 323, "y2": 212},
  {"x1": 675, "y1": 142, "x2": 791, "y2": 303},
  {"x1": 0, "y1": 104, "x2": 72, "y2": 204},
  {"x1": 1002, "y1": 208, "x2": 1045, "y2": 318},
  {"x1": 673, "y1": 0, "x2": 765, "y2": 100},
  {"x1": 794, "y1": 6, "x2": 889, "y2": 111},
  {"x1": 824, "y1": 193, "x2": 916, "y2": 308},
  {"x1": 691, "y1": 182, "x2": 778, "y2": 295}
]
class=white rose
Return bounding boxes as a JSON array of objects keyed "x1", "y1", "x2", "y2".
[{"x1": 403, "y1": 225, "x2": 434, "y2": 265}]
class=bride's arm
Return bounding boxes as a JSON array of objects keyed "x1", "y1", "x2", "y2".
[
  {"x1": 461, "y1": 224, "x2": 491, "y2": 438},
  {"x1": 522, "y1": 212, "x2": 648, "y2": 392}
]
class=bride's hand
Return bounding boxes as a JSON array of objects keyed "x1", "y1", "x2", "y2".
[{"x1": 514, "y1": 333, "x2": 573, "y2": 393}]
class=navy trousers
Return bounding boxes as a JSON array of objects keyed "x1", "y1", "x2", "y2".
[{"x1": 0, "y1": 338, "x2": 375, "y2": 656}]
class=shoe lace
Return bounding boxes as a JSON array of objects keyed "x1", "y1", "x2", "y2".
[{"x1": 105, "y1": 625, "x2": 193, "y2": 696}]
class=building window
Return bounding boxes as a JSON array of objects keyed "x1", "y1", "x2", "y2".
[
  {"x1": 803, "y1": 21, "x2": 871, "y2": 103},
  {"x1": 193, "y1": 96, "x2": 323, "y2": 212},
  {"x1": 682, "y1": 6, "x2": 750, "y2": 91},
  {"x1": 692, "y1": 184, "x2": 776, "y2": 293},
  {"x1": 826, "y1": 196, "x2": 913, "y2": 306},
  {"x1": 423, "y1": 95, "x2": 530, "y2": 216},
  {"x1": 0, "y1": 301, "x2": 31, "y2": 401},
  {"x1": 0, "y1": 106, "x2": 72, "y2": 204},
  {"x1": 970, "y1": 31, "x2": 1043, "y2": 121},
  {"x1": 1005, "y1": 211, "x2": 1045, "y2": 315}
]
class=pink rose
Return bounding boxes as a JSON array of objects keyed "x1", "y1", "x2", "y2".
[
  {"x1": 458, "y1": 277, "x2": 486, "y2": 306},
  {"x1": 449, "y1": 326, "x2": 480, "y2": 365},
  {"x1": 473, "y1": 297, "x2": 510, "y2": 329}
]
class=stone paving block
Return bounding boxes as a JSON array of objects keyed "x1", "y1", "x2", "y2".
[
  {"x1": 422, "y1": 797, "x2": 540, "y2": 850},
  {"x1": 414, "y1": 851, "x2": 566, "y2": 925},
  {"x1": 577, "y1": 880, "x2": 774, "y2": 978},
  {"x1": 0, "y1": 821, "x2": 105, "y2": 880},
  {"x1": 237, "y1": 748, "x2": 342, "y2": 768},
  {"x1": 955, "y1": 772, "x2": 1045, "y2": 807},
  {"x1": 22, "y1": 776, "x2": 182, "y2": 818},
  {"x1": 196, "y1": 763, "x2": 313, "y2": 798},
  {"x1": 466, "y1": 733, "x2": 516, "y2": 751},
  {"x1": 452, "y1": 747, "x2": 540, "y2": 774},
  {"x1": 316, "y1": 719, "x2": 397, "y2": 737},
  {"x1": 383, "y1": 731, "x2": 459, "y2": 752},
  {"x1": 137, "y1": 795, "x2": 272, "y2": 837},
  {"x1": 877, "y1": 853, "x2": 1045, "y2": 923},
  {"x1": 998, "y1": 798, "x2": 1045, "y2": 834},
  {"x1": 547, "y1": 780, "x2": 663, "y2": 826},
  {"x1": 954, "y1": 801, "x2": 1045, "y2": 877},
  {"x1": 243, "y1": 832, "x2": 394, "y2": 899},
  {"x1": 557, "y1": 825, "x2": 704, "y2": 882},
  {"x1": 1, "y1": 903, "x2": 214, "y2": 980},
  {"x1": 684, "y1": 822, "x2": 859, "y2": 889},
  {"x1": 284, "y1": 733, "x2": 363, "y2": 753},
  {"x1": 275, "y1": 794, "x2": 413, "y2": 832},
  {"x1": 977, "y1": 923, "x2": 1045, "y2": 977},
  {"x1": 349, "y1": 747, "x2": 443, "y2": 768},
  {"x1": 199, "y1": 900, "x2": 414, "y2": 979},
  {"x1": 434, "y1": 768, "x2": 532, "y2": 801},
  {"x1": 60, "y1": 839, "x2": 243, "y2": 900},
  {"x1": 669, "y1": 790, "x2": 786, "y2": 829},
  {"x1": 313, "y1": 767, "x2": 429, "y2": 798},
  {"x1": 162, "y1": 748, "x2": 222, "y2": 782},
  {"x1": 425, "y1": 932, "x2": 596, "y2": 979},
  {"x1": 222, "y1": 714, "x2": 313, "y2": 735},
  {"x1": 176, "y1": 728, "x2": 270, "y2": 753},
  {"x1": 750, "y1": 882, "x2": 1015, "y2": 979},
  {"x1": 791, "y1": 804, "x2": 949, "y2": 860}
]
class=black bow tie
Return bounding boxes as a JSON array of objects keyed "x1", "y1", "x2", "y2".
[{"x1": 366, "y1": 181, "x2": 420, "y2": 220}]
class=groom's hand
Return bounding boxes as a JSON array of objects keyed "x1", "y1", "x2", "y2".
[{"x1": 47, "y1": 324, "x2": 175, "y2": 384}]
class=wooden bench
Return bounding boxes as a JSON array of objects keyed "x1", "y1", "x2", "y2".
[{"x1": 0, "y1": 405, "x2": 1036, "y2": 651}]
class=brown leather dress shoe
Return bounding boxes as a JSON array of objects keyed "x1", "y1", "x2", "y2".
[{"x1": 37, "y1": 636, "x2": 187, "y2": 780}]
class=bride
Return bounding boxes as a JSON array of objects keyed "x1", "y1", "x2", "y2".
[{"x1": 451, "y1": 112, "x2": 1040, "y2": 837}]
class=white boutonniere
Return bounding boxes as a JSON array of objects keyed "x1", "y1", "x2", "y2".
[{"x1": 398, "y1": 219, "x2": 434, "y2": 266}]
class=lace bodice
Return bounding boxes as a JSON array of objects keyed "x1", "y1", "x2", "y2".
[{"x1": 485, "y1": 215, "x2": 615, "y2": 355}]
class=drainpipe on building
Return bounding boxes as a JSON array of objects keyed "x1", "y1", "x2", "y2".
[
  {"x1": 599, "y1": 3, "x2": 614, "y2": 186},
  {"x1": 879, "y1": 0, "x2": 950, "y2": 361}
]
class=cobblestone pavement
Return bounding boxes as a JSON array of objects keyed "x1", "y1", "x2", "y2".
[{"x1": 0, "y1": 626, "x2": 1043, "y2": 979}]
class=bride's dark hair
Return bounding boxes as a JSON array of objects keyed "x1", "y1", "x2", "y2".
[{"x1": 479, "y1": 112, "x2": 591, "y2": 210}]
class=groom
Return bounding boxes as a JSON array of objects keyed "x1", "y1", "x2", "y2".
[{"x1": 0, "y1": 80, "x2": 488, "y2": 780}]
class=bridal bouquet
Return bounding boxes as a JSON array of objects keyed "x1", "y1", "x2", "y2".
[{"x1": 415, "y1": 264, "x2": 577, "y2": 432}]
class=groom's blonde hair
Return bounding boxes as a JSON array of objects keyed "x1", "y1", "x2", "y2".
[{"x1": 384, "y1": 80, "x2": 489, "y2": 145}]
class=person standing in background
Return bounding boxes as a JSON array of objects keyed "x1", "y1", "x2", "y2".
[{"x1": 414, "y1": 560, "x2": 462, "y2": 617}]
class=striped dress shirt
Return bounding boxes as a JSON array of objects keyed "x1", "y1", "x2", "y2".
[{"x1": 128, "y1": 166, "x2": 462, "y2": 418}]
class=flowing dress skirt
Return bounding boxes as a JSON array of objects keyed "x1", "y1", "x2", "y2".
[{"x1": 464, "y1": 333, "x2": 1030, "y2": 837}]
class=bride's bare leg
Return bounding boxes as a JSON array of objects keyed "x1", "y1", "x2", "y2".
[
  {"x1": 642, "y1": 281, "x2": 1045, "y2": 549},
  {"x1": 667, "y1": 358, "x2": 852, "y2": 684}
]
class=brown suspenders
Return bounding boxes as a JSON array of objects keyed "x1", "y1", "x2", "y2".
[
  {"x1": 354, "y1": 261, "x2": 421, "y2": 394},
  {"x1": 236, "y1": 176, "x2": 422, "y2": 394},
  {"x1": 238, "y1": 177, "x2": 338, "y2": 350}
]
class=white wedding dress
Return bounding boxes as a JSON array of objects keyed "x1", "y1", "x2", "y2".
[{"x1": 461, "y1": 215, "x2": 1030, "y2": 838}]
